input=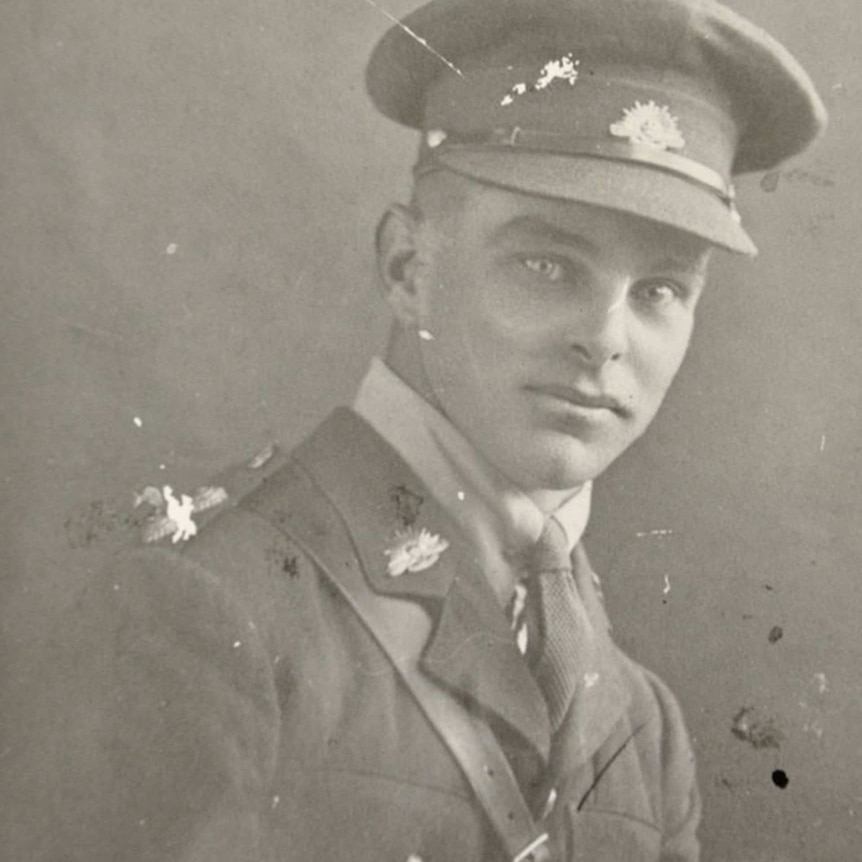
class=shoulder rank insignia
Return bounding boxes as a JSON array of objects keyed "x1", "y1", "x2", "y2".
[{"x1": 135, "y1": 484, "x2": 229, "y2": 544}]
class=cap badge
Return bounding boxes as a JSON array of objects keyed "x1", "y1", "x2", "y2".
[
  {"x1": 384, "y1": 526, "x2": 449, "y2": 577},
  {"x1": 609, "y1": 101, "x2": 686, "y2": 151}
]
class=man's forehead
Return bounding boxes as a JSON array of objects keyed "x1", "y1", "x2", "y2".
[{"x1": 450, "y1": 179, "x2": 713, "y2": 268}]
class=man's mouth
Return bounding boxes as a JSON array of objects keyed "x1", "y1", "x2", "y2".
[{"x1": 526, "y1": 383, "x2": 628, "y2": 415}]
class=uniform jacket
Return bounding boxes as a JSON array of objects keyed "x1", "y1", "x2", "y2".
[{"x1": 3, "y1": 408, "x2": 700, "y2": 862}]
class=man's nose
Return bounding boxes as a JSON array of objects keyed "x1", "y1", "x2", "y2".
[{"x1": 568, "y1": 289, "x2": 629, "y2": 367}]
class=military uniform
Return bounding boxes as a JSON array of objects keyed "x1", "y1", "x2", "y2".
[
  {"x1": 9, "y1": 408, "x2": 699, "y2": 862},
  {"x1": 1, "y1": 0, "x2": 826, "y2": 860}
]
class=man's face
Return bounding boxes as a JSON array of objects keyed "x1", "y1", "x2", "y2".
[{"x1": 400, "y1": 176, "x2": 712, "y2": 493}]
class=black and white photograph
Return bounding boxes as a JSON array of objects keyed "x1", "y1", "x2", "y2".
[{"x1": 1, "y1": 1, "x2": 859, "y2": 860}]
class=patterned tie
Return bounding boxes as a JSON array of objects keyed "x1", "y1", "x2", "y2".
[{"x1": 517, "y1": 517, "x2": 582, "y2": 731}]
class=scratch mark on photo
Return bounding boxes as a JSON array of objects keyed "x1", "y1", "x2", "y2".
[{"x1": 362, "y1": 0, "x2": 463, "y2": 77}]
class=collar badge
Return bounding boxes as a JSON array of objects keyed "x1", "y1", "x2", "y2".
[
  {"x1": 385, "y1": 526, "x2": 450, "y2": 577},
  {"x1": 609, "y1": 100, "x2": 686, "y2": 151}
]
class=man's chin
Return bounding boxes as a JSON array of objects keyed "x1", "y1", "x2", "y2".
[{"x1": 509, "y1": 438, "x2": 618, "y2": 494}]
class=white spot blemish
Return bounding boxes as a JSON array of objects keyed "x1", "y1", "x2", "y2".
[
  {"x1": 500, "y1": 81, "x2": 528, "y2": 106},
  {"x1": 663, "y1": 575, "x2": 671, "y2": 595},
  {"x1": 163, "y1": 485, "x2": 197, "y2": 543},
  {"x1": 426, "y1": 130, "x2": 447, "y2": 149},
  {"x1": 501, "y1": 54, "x2": 580, "y2": 106},
  {"x1": 133, "y1": 416, "x2": 143, "y2": 428},
  {"x1": 636, "y1": 529, "x2": 674, "y2": 538},
  {"x1": 165, "y1": 243, "x2": 178, "y2": 255},
  {"x1": 113, "y1": 584, "x2": 120, "y2": 591},
  {"x1": 814, "y1": 672, "x2": 829, "y2": 694},
  {"x1": 457, "y1": 490, "x2": 466, "y2": 501},
  {"x1": 233, "y1": 640, "x2": 242, "y2": 649},
  {"x1": 534, "y1": 53, "x2": 580, "y2": 91},
  {"x1": 584, "y1": 672, "x2": 601, "y2": 689},
  {"x1": 542, "y1": 787, "x2": 558, "y2": 818},
  {"x1": 271, "y1": 795, "x2": 280, "y2": 810},
  {"x1": 516, "y1": 623, "x2": 529, "y2": 655},
  {"x1": 362, "y1": 0, "x2": 463, "y2": 77},
  {"x1": 510, "y1": 583, "x2": 528, "y2": 627},
  {"x1": 820, "y1": 435, "x2": 827, "y2": 453},
  {"x1": 249, "y1": 443, "x2": 276, "y2": 470},
  {"x1": 418, "y1": 329, "x2": 434, "y2": 341},
  {"x1": 159, "y1": 464, "x2": 166, "y2": 471}
]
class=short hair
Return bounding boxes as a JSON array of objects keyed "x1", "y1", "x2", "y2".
[
  {"x1": 375, "y1": 170, "x2": 473, "y2": 252},
  {"x1": 408, "y1": 169, "x2": 472, "y2": 230}
]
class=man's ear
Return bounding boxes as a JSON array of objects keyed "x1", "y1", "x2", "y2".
[{"x1": 375, "y1": 204, "x2": 427, "y2": 328}]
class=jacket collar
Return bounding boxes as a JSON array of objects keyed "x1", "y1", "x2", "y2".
[{"x1": 289, "y1": 407, "x2": 630, "y2": 769}]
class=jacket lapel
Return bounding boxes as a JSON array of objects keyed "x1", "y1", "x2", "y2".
[{"x1": 291, "y1": 408, "x2": 552, "y2": 761}]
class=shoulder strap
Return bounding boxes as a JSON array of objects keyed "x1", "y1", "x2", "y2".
[
  {"x1": 248, "y1": 459, "x2": 551, "y2": 862},
  {"x1": 322, "y1": 559, "x2": 551, "y2": 862}
]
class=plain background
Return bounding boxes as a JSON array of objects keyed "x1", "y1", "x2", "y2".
[{"x1": 1, "y1": 0, "x2": 859, "y2": 859}]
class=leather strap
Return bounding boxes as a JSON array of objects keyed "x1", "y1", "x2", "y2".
[
  {"x1": 262, "y1": 463, "x2": 550, "y2": 862},
  {"x1": 245, "y1": 450, "x2": 551, "y2": 862},
  {"x1": 320, "y1": 558, "x2": 550, "y2": 862}
]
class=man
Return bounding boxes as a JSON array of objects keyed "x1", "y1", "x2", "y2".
[{"x1": 2, "y1": 0, "x2": 825, "y2": 860}]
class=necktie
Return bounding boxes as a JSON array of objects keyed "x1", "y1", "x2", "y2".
[{"x1": 518, "y1": 517, "x2": 582, "y2": 731}]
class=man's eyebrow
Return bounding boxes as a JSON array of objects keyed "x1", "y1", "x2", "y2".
[
  {"x1": 488, "y1": 215, "x2": 710, "y2": 275},
  {"x1": 651, "y1": 255, "x2": 710, "y2": 276},
  {"x1": 487, "y1": 216, "x2": 600, "y2": 255}
]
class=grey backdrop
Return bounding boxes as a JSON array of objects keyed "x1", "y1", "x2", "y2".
[{"x1": 2, "y1": 0, "x2": 860, "y2": 859}]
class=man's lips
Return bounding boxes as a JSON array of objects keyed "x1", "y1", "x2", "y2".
[{"x1": 526, "y1": 383, "x2": 627, "y2": 414}]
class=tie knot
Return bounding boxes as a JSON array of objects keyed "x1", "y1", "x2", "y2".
[{"x1": 528, "y1": 517, "x2": 572, "y2": 575}]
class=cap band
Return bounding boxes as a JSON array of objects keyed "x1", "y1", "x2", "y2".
[{"x1": 417, "y1": 126, "x2": 737, "y2": 205}]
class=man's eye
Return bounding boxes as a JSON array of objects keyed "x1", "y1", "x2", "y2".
[
  {"x1": 521, "y1": 257, "x2": 565, "y2": 282},
  {"x1": 633, "y1": 280, "x2": 686, "y2": 306}
]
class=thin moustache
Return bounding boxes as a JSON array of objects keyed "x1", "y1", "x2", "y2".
[{"x1": 527, "y1": 383, "x2": 627, "y2": 413}]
